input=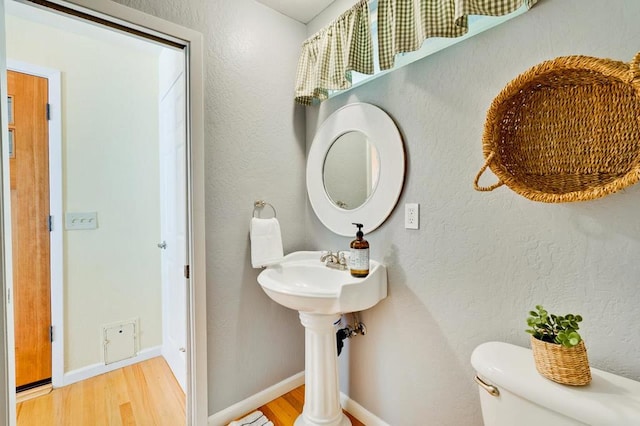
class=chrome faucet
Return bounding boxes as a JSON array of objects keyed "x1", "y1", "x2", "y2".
[
  {"x1": 320, "y1": 251, "x2": 337, "y2": 263},
  {"x1": 320, "y1": 251, "x2": 348, "y2": 270}
]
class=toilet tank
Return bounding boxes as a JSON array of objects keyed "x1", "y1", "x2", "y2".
[{"x1": 471, "y1": 342, "x2": 640, "y2": 426}]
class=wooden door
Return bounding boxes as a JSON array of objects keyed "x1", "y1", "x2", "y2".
[{"x1": 8, "y1": 70, "x2": 52, "y2": 390}]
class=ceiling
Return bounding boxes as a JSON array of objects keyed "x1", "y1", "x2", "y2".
[{"x1": 254, "y1": 0, "x2": 337, "y2": 23}]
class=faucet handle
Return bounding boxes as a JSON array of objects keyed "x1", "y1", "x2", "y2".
[
  {"x1": 320, "y1": 250, "x2": 334, "y2": 262},
  {"x1": 337, "y1": 251, "x2": 348, "y2": 265}
]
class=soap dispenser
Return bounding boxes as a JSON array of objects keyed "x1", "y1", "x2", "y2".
[{"x1": 349, "y1": 223, "x2": 369, "y2": 277}]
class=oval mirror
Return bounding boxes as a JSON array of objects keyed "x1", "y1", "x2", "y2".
[
  {"x1": 307, "y1": 103, "x2": 405, "y2": 236},
  {"x1": 322, "y1": 131, "x2": 380, "y2": 211}
]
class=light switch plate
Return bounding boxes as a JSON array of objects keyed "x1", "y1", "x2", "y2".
[{"x1": 65, "y1": 212, "x2": 98, "y2": 230}]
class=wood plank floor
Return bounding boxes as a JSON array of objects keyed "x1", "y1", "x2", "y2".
[
  {"x1": 18, "y1": 362, "x2": 363, "y2": 426},
  {"x1": 252, "y1": 385, "x2": 365, "y2": 426},
  {"x1": 16, "y1": 356, "x2": 185, "y2": 426}
]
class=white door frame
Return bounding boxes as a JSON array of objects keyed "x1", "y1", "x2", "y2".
[
  {"x1": 0, "y1": 1, "x2": 208, "y2": 425},
  {"x1": 0, "y1": 1, "x2": 16, "y2": 421},
  {"x1": 5, "y1": 60, "x2": 63, "y2": 388}
]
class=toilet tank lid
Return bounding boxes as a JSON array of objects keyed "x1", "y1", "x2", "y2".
[{"x1": 471, "y1": 341, "x2": 640, "y2": 425}]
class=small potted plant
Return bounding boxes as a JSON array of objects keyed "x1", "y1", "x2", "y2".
[{"x1": 526, "y1": 305, "x2": 591, "y2": 385}]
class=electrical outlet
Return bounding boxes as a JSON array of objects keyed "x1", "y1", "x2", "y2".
[{"x1": 405, "y1": 203, "x2": 419, "y2": 229}]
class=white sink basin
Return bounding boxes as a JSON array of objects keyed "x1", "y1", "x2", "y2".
[
  {"x1": 257, "y1": 251, "x2": 387, "y2": 315},
  {"x1": 257, "y1": 251, "x2": 387, "y2": 425}
]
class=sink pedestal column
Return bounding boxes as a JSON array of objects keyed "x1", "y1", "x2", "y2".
[{"x1": 295, "y1": 312, "x2": 351, "y2": 426}]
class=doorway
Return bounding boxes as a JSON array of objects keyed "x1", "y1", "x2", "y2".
[
  {"x1": 0, "y1": 1, "x2": 207, "y2": 425},
  {"x1": 8, "y1": 69, "x2": 52, "y2": 393},
  {"x1": 8, "y1": 59, "x2": 63, "y2": 395},
  {"x1": 8, "y1": 0, "x2": 184, "y2": 396}
]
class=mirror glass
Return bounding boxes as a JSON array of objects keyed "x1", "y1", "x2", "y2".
[
  {"x1": 322, "y1": 131, "x2": 380, "y2": 211},
  {"x1": 307, "y1": 103, "x2": 405, "y2": 236}
]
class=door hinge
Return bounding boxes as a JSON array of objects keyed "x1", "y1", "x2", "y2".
[
  {"x1": 46, "y1": 103, "x2": 51, "y2": 121},
  {"x1": 7, "y1": 288, "x2": 10, "y2": 304},
  {"x1": 184, "y1": 265, "x2": 190, "y2": 279},
  {"x1": 49, "y1": 326, "x2": 54, "y2": 343},
  {"x1": 48, "y1": 215, "x2": 53, "y2": 232}
]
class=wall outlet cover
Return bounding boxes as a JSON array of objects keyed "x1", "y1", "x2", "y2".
[{"x1": 405, "y1": 203, "x2": 419, "y2": 230}]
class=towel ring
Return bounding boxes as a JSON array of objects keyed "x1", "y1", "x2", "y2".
[{"x1": 253, "y1": 200, "x2": 277, "y2": 218}]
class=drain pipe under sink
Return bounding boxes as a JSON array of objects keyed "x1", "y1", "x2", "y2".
[{"x1": 336, "y1": 312, "x2": 367, "y2": 356}]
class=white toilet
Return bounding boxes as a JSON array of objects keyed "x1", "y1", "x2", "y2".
[{"x1": 471, "y1": 341, "x2": 640, "y2": 426}]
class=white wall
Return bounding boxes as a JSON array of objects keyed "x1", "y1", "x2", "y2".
[
  {"x1": 306, "y1": 0, "x2": 640, "y2": 424},
  {"x1": 6, "y1": 13, "x2": 162, "y2": 372}
]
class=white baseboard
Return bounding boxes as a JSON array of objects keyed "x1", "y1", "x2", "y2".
[
  {"x1": 207, "y1": 371, "x2": 389, "y2": 426},
  {"x1": 208, "y1": 371, "x2": 305, "y2": 426},
  {"x1": 61, "y1": 346, "x2": 162, "y2": 387},
  {"x1": 340, "y1": 393, "x2": 389, "y2": 426}
]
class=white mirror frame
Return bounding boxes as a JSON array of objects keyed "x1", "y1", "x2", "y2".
[{"x1": 307, "y1": 103, "x2": 405, "y2": 236}]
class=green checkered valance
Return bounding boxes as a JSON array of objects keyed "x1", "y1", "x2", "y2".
[
  {"x1": 378, "y1": 0, "x2": 538, "y2": 70},
  {"x1": 295, "y1": 0, "x2": 374, "y2": 105}
]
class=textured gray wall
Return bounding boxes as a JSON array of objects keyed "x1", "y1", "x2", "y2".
[
  {"x1": 110, "y1": 0, "x2": 308, "y2": 414},
  {"x1": 306, "y1": 0, "x2": 640, "y2": 424},
  {"x1": 109, "y1": 0, "x2": 640, "y2": 424}
]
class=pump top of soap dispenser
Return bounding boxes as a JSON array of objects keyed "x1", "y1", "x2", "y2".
[{"x1": 352, "y1": 223, "x2": 364, "y2": 239}]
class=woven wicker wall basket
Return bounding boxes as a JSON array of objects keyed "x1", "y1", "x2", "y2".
[{"x1": 474, "y1": 52, "x2": 640, "y2": 203}]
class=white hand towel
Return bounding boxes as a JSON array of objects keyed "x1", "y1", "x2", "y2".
[
  {"x1": 250, "y1": 217, "x2": 284, "y2": 268},
  {"x1": 228, "y1": 410, "x2": 273, "y2": 426}
]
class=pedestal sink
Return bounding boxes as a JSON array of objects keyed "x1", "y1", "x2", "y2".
[{"x1": 257, "y1": 251, "x2": 387, "y2": 426}]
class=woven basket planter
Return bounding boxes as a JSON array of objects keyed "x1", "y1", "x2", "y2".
[
  {"x1": 530, "y1": 336, "x2": 591, "y2": 386},
  {"x1": 475, "y1": 52, "x2": 640, "y2": 202}
]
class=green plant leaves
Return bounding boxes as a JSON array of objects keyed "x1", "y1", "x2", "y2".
[
  {"x1": 526, "y1": 305, "x2": 584, "y2": 348},
  {"x1": 556, "y1": 330, "x2": 582, "y2": 347}
]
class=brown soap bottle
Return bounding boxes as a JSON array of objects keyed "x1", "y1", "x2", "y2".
[{"x1": 349, "y1": 223, "x2": 369, "y2": 277}]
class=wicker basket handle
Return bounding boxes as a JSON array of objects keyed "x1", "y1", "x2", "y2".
[
  {"x1": 632, "y1": 52, "x2": 640, "y2": 81},
  {"x1": 474, "y1": 152, "x2": 504, "y2": 191}
]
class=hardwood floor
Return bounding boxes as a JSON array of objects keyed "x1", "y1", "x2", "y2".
[
  {"x1": 16, "y1": 357, "x2": 185, "y2": 426},
  {"x1": 254, "y1": 385, "x2": 365, "y2": 426},
  {"x1": 18, "y1": 363, "x2": 363, "y2": 426}
]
